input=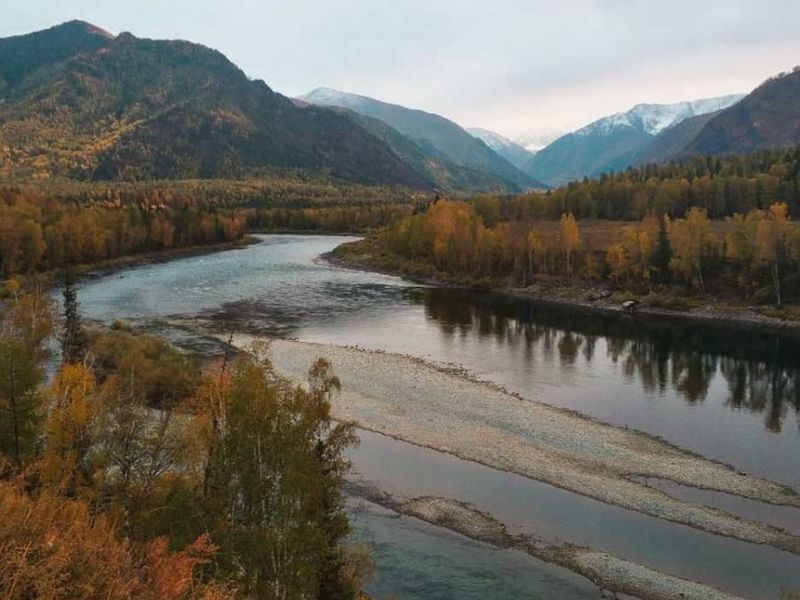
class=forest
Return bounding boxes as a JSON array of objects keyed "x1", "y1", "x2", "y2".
[
  {"x1": 339, "y1": 197, "x2": 800, "y2": 307},
  {"x1": 0, "y1": 179, "x2": 420, "y2": 278},
  {"x1": 518, "y1": 148, "x2": 800, "y2": 220},
  {"x1": 0, "y1": 281, "x2": 369, "y2": 599},
  {"x1": 4, "y1": 147, "x2": 800, "y2": 281}
]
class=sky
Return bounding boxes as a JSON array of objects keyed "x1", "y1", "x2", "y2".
[{"x1": 5, "y1": 0, "x2": 800, "y2": 146}]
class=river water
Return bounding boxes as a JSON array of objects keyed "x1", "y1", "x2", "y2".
[{"x1": 75, "y1": 235, "x2": 800, "y2": 599}]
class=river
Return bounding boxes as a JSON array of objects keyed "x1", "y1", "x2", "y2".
[{"x1": 75, "y1": 234, "x2": 800, "y2": 599}]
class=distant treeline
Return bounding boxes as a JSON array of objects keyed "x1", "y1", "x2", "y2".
[
  {"x1": 244, "y1": 204, "x2": 413, "y2": 232},
  {"x1": 517, "y1": 148, "x2": 800, "y2": 220},
  {"x1": 0, "y1": 178, "x2": 424, "y2": 277},
  {"x1": 8, "y1": 178, "x2": 419, "y2": 208},
  {"x1": 0, "y1": 187, "x2": 247, "y2": 277}
]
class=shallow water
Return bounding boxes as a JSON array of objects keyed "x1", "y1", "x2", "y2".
[
  {"x1": 347, "y1": 498, "x2": 601, "y2": 600},
  {"x1": 75, "y1": 234, "x2": 800, "y2": 598},
  {"x1": 350, "y1": 428, "x2": 800, "y2": 600}
]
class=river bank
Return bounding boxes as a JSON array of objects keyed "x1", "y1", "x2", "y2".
[
  {"x1": 219, "y1": 334, "x2": 800, "y2": 555},
  {"x1": 326, "y1": 244, "x2": 800, "y2": 336},
  {"x1": 218, "y1": 333, "x2": 798, "y2": 599}
]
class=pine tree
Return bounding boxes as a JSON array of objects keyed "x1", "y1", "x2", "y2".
[
  {"x1": 651, "y1": 214, "x2": 673, "y2": 282},
  {"x1": 60, "y1": 271, "x2": 86, "y2": 365},
  {"x1": 0, "y1": 338, "x2": 42, "y2": 465}
]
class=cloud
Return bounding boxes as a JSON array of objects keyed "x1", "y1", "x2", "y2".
[{"x1": 5, "y1": 0, "x2": 800, "y2": 140}]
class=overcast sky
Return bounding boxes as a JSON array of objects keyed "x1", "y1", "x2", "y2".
[{"x1": 5, "y1": 1, "x2": 800, "y2": 145}]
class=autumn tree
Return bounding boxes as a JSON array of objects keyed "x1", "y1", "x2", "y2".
[
  {"x1": 41, "y1": 364, "x2": 99, "y2": 495},
  {"x1": 559, "y1": 213, "x2": 581, "y2": 277},
  {"x1": 754, "y1": 202, "x2": 795, "y2": 306},
  {"x1": 669, "y1": 208, "x2": 717, "y2": 290}
]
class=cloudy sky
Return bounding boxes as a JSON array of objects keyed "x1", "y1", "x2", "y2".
[{"x1": 5, "y1": 1, "x2": 800, "y2": 145}]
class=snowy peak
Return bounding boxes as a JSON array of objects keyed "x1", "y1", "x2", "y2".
[
  {"x1": 467, "y1": 127, "x2": 538, "y2": 172},
  {"x1": 576, "y1": 94, "x2": 745, "y2": 138},
  {"x1": 467, "y1": 127, "x2": 517, "y2": 152}
]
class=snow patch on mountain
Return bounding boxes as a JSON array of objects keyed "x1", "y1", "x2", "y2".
[
  {"x1": 298, "y1": 87, "x2": 375, "y2": 111},
  {"x1": 575, "y1": 94, "x2": 745, "y2": 138},
  {"x1": 467, "y1": 127, "x2": 516, "y2": 151}
]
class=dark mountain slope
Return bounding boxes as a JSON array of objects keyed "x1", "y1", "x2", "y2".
[
  {"x1": 341, "y1": 110, "x2": 538, "y2": 193},
  {"x1": 684, "y1": 69, "x2": 800, "y2": 156},
  {"x1": 0, "y1": 20, "x2": 113, "y2": 91},
  {"x1": 0, "y1": 22, "x2": 428, "y2": 187},
  {"x1": 631, "y1": 111, "x2": 723, "y2": 166}
]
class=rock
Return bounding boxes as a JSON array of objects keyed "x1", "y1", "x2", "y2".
[{"x1": 622, "y1": 300, "x2": 638, "y2": 313}]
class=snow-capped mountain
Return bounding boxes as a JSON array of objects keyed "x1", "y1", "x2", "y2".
[
  {"x1": 576, "y1": 95, "x2": 745, "y2": 138},
  {"x1": 467, "y1": 127, "x2": 536, "y2": 172},
  {"x1": 527, "y1": 94, "x2": 745, "y2": 186}
]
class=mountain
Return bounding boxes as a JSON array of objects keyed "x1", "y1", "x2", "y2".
[
  {"x1": 0, "y1": 21, "x2": 429, "y2": 187},
  {"x1": 633, "y1": 110, "x2": 726, "y2": 166},
  {"x1": 526, "y1": 94, "x2": 744, "y2": 185},
  {"x1": 467, "y1": 128, "x2": 536, "y2": 172},
  {"x1": 348, "y1": 113, "x2": 536, "y2": 193},
  {"x1": 682, "y1": 69, "x2": 800, "y2": 156},
  {"x1": 298, "y1": 88, "x2": 543, "y2": 192}
]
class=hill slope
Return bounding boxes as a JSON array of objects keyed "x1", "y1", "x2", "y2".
[
  {"x1": 299, "y1": 88, "x2": 541, "y2": 192},
  {"x1": 0, "y1": 21, "x2": 429, "y2": 188},
  {"x1": 467, "y1": 128, "x2": 536, "y2": 173},
  {"x1": 683, "y1": 69, "x2": 800, "y2": 156}
]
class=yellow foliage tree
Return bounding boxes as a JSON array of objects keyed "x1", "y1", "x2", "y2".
[
  {"x1": 669, "y1": 207, "x2": 717, "y2": 290},
  {"x1": 559, "y1": 213, "x2": 581, "y2": 277}
]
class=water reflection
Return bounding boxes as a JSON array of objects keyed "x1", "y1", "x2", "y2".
[{"x1": 407, "y1": 288, "x2": 800, "y2": 433}]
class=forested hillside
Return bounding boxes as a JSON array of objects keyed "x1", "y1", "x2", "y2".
[
  {"x1": 684, "y1": 68, "x2": 800, "y2": 156},
  {"x1": 528, "y1": 148, "x2": 800, "y2": 220},
  {"x1": 0, "y1": 21, "x2": 427, "y2": 188}
]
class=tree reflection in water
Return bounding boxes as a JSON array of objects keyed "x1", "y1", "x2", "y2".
[{"x1": 407, "y1": 288, "x2": 800, "y2": 433}]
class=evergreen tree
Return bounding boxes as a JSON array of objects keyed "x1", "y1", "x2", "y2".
[
  {"x1": 60, "y1": 270, "x2": 86, "y2": 365},
  {"x1": 0, "y1": 338, "x2": 42, "y2": 465},
  {"x1": 651, "y1": 214, "x2": 673, "y2": 282}
]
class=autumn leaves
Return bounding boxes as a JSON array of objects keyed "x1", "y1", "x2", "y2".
[{"x1": 377, "y1": 198, "x2": 800, "y2": 306}]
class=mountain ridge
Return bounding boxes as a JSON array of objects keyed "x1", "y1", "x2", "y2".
[
  {"x1": 467, "y1": 127, "x2": 537, "y2": 173},
  {"x1": 526, "y1": 94, "x2": 745, "y2": 185},
  {"x1": 0, "y1": 22, "x2": 431, "y2": 188},
  {"x1": 299, "y1": 87, "x2": 545, "y2": 191}
]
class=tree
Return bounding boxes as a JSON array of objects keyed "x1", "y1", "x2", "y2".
[
  {"x1": 0, "y1": 288, "x2": 53, "y2": 466},
  {"x1": 60, "y1": 270, "x2": 86, "y2": 365},
  {"x1": 754, "y1": 202, "x2": 794, "y2": 306},
  {"x1": 41, "y1": 364, "x2": 99, "y2": 495},
  {"x1": 668, "y1": 208, "x2": 717, "y2": 290},
  {"x1": 0, "y1": 339, "x2": 42, "y2": 465},
  {"x1": 0, "y1": 482, "x2": 234, "y2": 600},
  {"x1": 651, "y1": 214, "x2": 673, "y2": 282},
  {"x1": 559, "y1": 213, "x2": 581, "y2": 277},
  {"x1": 202, "y1": 353, "x2": 361, "y2": 599}
]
